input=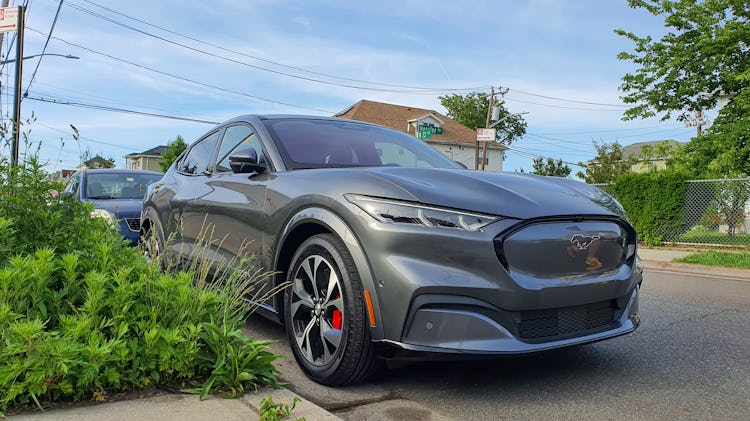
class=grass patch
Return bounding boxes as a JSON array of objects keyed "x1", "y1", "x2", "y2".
[
  {"x1": 674, "y1": 251, "x2": 750, "y2": 269},
  {"x1": 678, "y1": 227, "x2": 750, "y2": 246}
]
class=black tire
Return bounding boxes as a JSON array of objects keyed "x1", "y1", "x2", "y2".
[
  {"x1": 140, "y1": 219, "x2": 165, "y2": 269},
  {"x1": 284, "y1": 234, "x2": 380, "y2": 386}
]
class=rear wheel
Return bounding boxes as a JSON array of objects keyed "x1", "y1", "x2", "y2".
[
  {"x1": 284, "y1": 234, "x2": 379, "y2": 385},
  {"x1": 140, "y1": 219, "x2": 164, "y2": 268}
]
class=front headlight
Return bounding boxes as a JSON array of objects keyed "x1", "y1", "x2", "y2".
[
  {"x1": 90, "y1": 208, "x2": 115, "y2": 222},
  {"x1": 345, "y1": 194, "x2": 498, "y2": 231}
]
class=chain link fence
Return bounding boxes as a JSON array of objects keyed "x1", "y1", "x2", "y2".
[{"x1": 595, "y1": 178, "x2": 750, "y2": 247}]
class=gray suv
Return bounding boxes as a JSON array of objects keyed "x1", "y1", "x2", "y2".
[{"x1": 142, "y1": 115, "x2": 642, "y2": 386}]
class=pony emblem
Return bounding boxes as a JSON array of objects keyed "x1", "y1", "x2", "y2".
[{"x1": 570, "y1": 233, "x2": 600, "y2": 251}]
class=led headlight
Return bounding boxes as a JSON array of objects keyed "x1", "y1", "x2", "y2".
[
  {"x1": 90, "y1": 208, "x2": 115, "y2": 222},
  {"x1": 346, "y1": 194, "x2": 498, "y2": 231}
]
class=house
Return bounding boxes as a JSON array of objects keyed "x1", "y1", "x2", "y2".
[
  {"x1": 334, "y1": 100, "x2": 506, "y2": 171},
  {"x1": 124, "y1": 146, "x2": 167, "y2": 172},
  {"x1": 623, "y1": 140, "x2": 685, "y2": 173},
  {"x1": 77, "y1": 156, "x2": 115, "y2": 170},
  {"x1": 50, "y1": 169, "x2": 75, "y2": 183}
]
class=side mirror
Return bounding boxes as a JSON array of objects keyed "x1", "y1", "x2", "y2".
[{"x1": 229, "y1": 148, "x2": 266, "y2": 174}]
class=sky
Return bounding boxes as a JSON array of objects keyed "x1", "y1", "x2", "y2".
[{"x1": 0, "y1": 0, "x2": 703, "y2": 175}]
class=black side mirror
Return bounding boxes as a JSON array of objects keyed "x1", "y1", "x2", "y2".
[{"x1": 229, "y1": 148, "x2": 266, "y2": 174}]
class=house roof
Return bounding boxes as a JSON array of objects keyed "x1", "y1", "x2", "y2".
[
  {"x1": 81, "y1": 156, "x2": 114, "y2": 168},
  {"x1": 622, "y1": 140, "x2": 685, "y2": 161},
  {"x1": 124, "y1": 145, "x2": 167, "y2": 158},
  {"x1": 334, "y1": 99, "x2": 482, "y2": 146}
]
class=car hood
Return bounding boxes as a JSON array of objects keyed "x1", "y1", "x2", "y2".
[
  {"x1": 354, "y1": 168, "x2": 625, "y2": 220},
  {"x1": 89, "y1": 198, "x2": 143, "y2": 219}
]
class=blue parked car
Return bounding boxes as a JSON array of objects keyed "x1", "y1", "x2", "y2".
[{"x1": 63, "y1": 168, "x2": 163, "y2": 245}]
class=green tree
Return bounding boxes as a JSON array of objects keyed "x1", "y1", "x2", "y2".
[
  {"x1": 80, "y1": 148, "x2": 115, "y2": 169},
  {"x1": 160, "y1": 135, "x2": 188, "y2": 172},
  {"x1": 439, "y1": 92, "x2": 527, "y2": 144},
  {"x1": 531, "y1": 157, "x2": 571, "y2": 177},
  {"x1": 616, "y1": 0, "x2": 750, "y2": 176},
  {"x1": 576, "y1": 141, "x2": 636, "y2": 184},
  {"x1": 669, "y1": 90, "x2": 750, "y2": 177}
]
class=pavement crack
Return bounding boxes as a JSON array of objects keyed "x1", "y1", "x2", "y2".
[{"x1": 653, "y1": 308, "x2": 743, "y2": 333}]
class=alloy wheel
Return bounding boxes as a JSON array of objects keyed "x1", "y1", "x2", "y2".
[{"x1": 289, "y1": 254, "x2": 345, "y2": 366}]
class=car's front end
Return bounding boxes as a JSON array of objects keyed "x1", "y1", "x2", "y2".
[
  {"x1": 340, "y1": 170, "x2": 641, "y2": 358},
  {"x1": 89, "y1": 200, "x2": 145, "y2": 245}
]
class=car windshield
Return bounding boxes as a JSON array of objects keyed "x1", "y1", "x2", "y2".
[
  {"x1": 85, "y1": 173, "x2": 162, "y2": 200},
  {"x1": 263, "y1": 119, "x2": 460, "y2": 170}
]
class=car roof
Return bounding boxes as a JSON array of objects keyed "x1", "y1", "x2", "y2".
[
  {"x1": 223, "y1": 114, "x2": 381, "y2": 127},
  {"x1": 76, "y1": 168, "x2": 163, "y2": 176}
]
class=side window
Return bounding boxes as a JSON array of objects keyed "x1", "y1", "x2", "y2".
[
  {"x1": 178, "y1": 131, "x2": 220, "y2": 175},
  {"x1": 375, "y1": 142, "x2": 431, "y2": 168},
  {"x1": 214, "y1": 124, "x2": 264, "y2": 173},
  {"x1": 64, "y1": 175, "x2": 80, "y2": 195}
]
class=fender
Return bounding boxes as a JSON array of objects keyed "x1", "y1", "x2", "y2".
[{"x1": 276, "y1": 206, "x2": 385, "y2": 341}]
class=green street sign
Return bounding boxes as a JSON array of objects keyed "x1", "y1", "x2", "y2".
[
  {"x1": 418, "y1": 129, "x2": 432, "y2": 139},
  {"x1": 433, "y1": 127, "x2": 443, "y2": 134}
]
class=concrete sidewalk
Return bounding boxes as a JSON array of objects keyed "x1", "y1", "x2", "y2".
[
  {"x1": 638, "y1": 247, "x2": 750, "y2": 281},
  {"x1": 6, "y1": 388, "x2": 340, "y2": 421}
]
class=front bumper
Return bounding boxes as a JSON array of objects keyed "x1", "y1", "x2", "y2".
[{"x1": 378, "y1": 286, "x2": 639, "y2": 356}]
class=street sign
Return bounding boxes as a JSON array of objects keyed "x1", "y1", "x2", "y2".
[
  {"x1": 0, "y1": 7, "x2": 18, "y2": 33},
  {"x1": 476, "y1": 128, "x2": 496, "y2": 142},
  {"x1": 418, "y1": 129, "x2": 432, "y2": 139}
]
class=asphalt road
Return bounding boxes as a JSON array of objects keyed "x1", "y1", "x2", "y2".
[{"x1": 246, "y1": 270, "x2": 750, "y2": 420}]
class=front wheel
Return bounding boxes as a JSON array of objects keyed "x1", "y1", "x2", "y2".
[{"x1": 284, "y1": 234, "x2": 379, "y2": 385}]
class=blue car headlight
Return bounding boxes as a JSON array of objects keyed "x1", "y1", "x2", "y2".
[{"x1": 345, "y1": 194, "x2": 498, "y2": 232}]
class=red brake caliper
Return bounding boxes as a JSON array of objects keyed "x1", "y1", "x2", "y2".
[{"x1": 331, "y1": 295, "x2": 342, "y2": 329}]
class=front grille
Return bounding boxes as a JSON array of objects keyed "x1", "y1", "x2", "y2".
[
  {"x1": 518, "y1": 300, "x2": 617, "y2": 340},
  {"x1": 125, "y1": 218, "x2": 140, "y2": 232}
]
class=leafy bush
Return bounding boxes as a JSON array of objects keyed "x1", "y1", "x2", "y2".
[
  {"x1": 0, "y1": 157, "x2": 279, "y2": 411},
  {"x1": 611, "y1": 171, "x2": 690, "y2": 246}
]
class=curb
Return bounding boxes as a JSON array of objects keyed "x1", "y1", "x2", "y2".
[{"x1": 642, "y1": 259, "x2": 750, "y2": 282}]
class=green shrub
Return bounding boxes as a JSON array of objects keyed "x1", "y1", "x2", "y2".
[
  {"x1": 0, "y1": 157, "x2": 279, "y2": 411},
  {"x1": 610, "y1": 171, "x2": 690, "y2": 246}
]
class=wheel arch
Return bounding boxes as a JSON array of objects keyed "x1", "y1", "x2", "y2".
[{"x1": 274, "y1": 207, "x2": 384, "y2": 341}]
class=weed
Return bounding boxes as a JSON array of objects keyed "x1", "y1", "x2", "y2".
[{"x1": 259, "y1": 396, "x2": 305, "y2": 421}]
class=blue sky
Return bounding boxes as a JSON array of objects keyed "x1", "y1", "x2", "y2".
[{"x1": 1, "y1": 0, "x2": 701, "y2": 174}]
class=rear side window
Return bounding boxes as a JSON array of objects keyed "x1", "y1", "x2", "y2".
[{"x1": 179, "y1": 131, "x2": 220, "y2": 174}]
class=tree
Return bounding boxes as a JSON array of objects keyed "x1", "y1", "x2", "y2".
[
  {"x1": 576, "y1": 141, "x2": 636, "y2": 184},
  {"x1": 80, "y1": 148, "x2": 114, "y2": 169},
  {"x1": 531, "y1": 157, "x2": 571, "y2": 177},
  {"x1": 439, "y1": 92, "x2": 527, "y2": 144},
  {"x1": 668, "y1": 90, "x2": 750, "y2": 177},
  {"x1": 616, "y1": 0, "x2": 750, "y2": 176},
  {"x1": 159, "y1": 135, "x2": 188, "y2": 172}
]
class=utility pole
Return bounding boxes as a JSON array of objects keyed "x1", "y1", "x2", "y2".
[
  {"x1": 10, "y1": 5, "x2": 24, "y2": 167},
  {"x1": 696, "y1": 109, "x2": 703, "y2": 137},
  {"x1": 480, "y1": 87, "x2": 495, "y2": 171}
]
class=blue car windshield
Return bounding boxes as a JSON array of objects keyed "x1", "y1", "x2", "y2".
[
  {"x1": 85, "y1": 173, "x2": 163, "y2": 200},
  {"x1": 263, "y1": 119, "x2": 460, "y2": 170}
]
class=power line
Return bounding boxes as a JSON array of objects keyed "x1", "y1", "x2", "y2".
[
  {"x1": 63, "y1": 1, "x2": 486, "y2": 95},
  {"x1": 26, "y1": 94, "x2": 221, "y2": 124},
  {"x1": 35, "y1": 121, "x2": 152, "y2": 151},
  {"x1": 26, "y1": 27, "x2": 337, "y2": 114},
  {"x1": 24, "y1": 0, "x2": 64, "y2": 96},
  {"x1": 76, "y1": 0, "x2": 489, "y2": 93},
  {"x1": 505, "y1": 95, "x2": 628, "y2": 111},
  {"x1": 508, "y1": 87, "x2": 626, "y2": 107}
]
